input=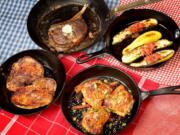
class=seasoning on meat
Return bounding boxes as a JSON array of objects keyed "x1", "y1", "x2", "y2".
[
  {"x1": 75, "y1": 79, "x2": 113, "y2": 109},
  {"x1": 6, "y1": 56, "x2": 44, "y2": 92},
  {"x1": 104, "y1": 85, "x2": 134, "y2": 117},
  {"x1": 6, "y1": 56, "x2": 57, "y2": 109},
  {"x1": 71, "y1": 78, "x2": 135, "y2": 134},
  {"x1": 48, "y1": 4, "x2": 88, "y2": 52},
  {"x1": 11, "y1": 78, "x2": 57, "y2": 109},
  {"x1": 82, "y1": 107, "x2": 110, "y2": 135}
]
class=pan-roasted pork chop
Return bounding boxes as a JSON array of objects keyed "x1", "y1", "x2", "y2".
[
  {"x1": 6, "y1": 56, "x2": 44, "y2": 92},
  {"x1": 11, "y1": 78, "x2": 57, "y2": 109}
]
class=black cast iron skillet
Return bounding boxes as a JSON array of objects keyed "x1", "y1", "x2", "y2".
[
  {"x1": 27, "y1": 0, "x2": 109, "y2": 54},
  {"x1": 27, "y1": 0, "x2": 161, "y2": 54},
  {"x1": 61, "y1": 64, "x2": 180, "y2": 135},
  {"x1": 0, "y1": 50, "x2": 66, "y2": 115},
  {"x1": 77, "y1": 9, "x2": 180, "y2": 69}
]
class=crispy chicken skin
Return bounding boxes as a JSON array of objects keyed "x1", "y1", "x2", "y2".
[
  {"x1": 6, "y1": 56, "x2": 44, "y2": 92},
  {"x1": 104, "y1": 85, "x2": 134, "y2": 117},
  {"x1": 75, "y1": 79, "x2": 113, "y2": 109},
  {"x1": 11, "y1": 78, "x2": 57, "y2": 109},
  {"x1": 82, "y1": 107, "x2": 110, "y2": 135}
]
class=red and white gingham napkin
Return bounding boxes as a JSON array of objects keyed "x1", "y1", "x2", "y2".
[
  {"x1": 0, "y1": 53, "x2": 180, "y2": 135},
  {"x1": 104, "y1": 0, "x2": 180, "y2": 86}
]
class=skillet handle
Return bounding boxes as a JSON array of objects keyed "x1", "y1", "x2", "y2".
[
  {"x1": 76, "y1": 49, "x2": 107, "y2": 64},
  {"x1": 141, "y1": 85, "x2": 180, "y2": 101}
]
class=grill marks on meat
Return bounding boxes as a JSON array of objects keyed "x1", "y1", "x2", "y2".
[
  {"x1": 75, "y1": 79, "x2": 113, "y2": 109},
  {"x1": 82, "y1": 107, "x2": 110, "y2": 135},
  {"x1": 6, "y1": 56, "x2": 44, "y2": 92},
  {"x1": 11, "y1": 78, "x2": 57, "y2": 109},
  {"x1": 6, "y1": 56, "x2": 57, "y2": 109},
  {"x1": 48, "y1": 4, "x2": 88, "y2": 52}
]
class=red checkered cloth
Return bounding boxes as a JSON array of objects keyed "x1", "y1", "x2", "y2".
[
  {"x1": 0, "y1": 0, "x2": 180, "y2": 135},
  {"x1": 105, "y1": 0, "x2": 180, "y2": 86},
  {"x1": 1, "y1": 53, "x2": 180, "y2": 135}
]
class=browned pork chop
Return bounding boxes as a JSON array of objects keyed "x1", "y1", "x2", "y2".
[
  {"x1": 6, "y1": 56, "x2": 44, "y2": 92},
  {"x1": 11, "y1": 78, "x2": 57, "y2": 109}
]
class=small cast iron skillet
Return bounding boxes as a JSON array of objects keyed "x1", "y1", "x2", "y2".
[
  {"x1": 61, "y1": 65, "x2": 180, "y2": 135},
  {"x1": 0, "y1": 50, "x2": 66, "y2": 115},
  {"x1": 77, "y1": 9, "x2": 180, "y2": 69},
  {"x1": 27, "y1": 0, "x2": 109, "y2": 54}
]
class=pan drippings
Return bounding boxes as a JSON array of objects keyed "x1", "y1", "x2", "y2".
[{"x1": 68, "y1": 77, "x2": 134, "y2": 135}]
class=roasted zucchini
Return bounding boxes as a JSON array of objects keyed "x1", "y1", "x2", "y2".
[
  {"x1": 112, "y1": 18, "x2": 158, "y2": 45},
  {"x1": 122, "y1": 39, "x2": 173, "y2": 63},
  {"x1": 122, "y1": 31, "x2": 162, "y2": 55},
  {"x1": 130, "y1": 49, "x2": 175, "y2": 67}
]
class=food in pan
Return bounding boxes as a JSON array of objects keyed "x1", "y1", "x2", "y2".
[
  {"x1": 82, "y1": 107, "x2": 110, "y2": 134},
  {"x1": 6, "y1": 56, "x2": 44, "y2": 92},
  {"x1": 122, "y1": 31, "x2": 162, "y2": 55},
  {"x1": 130, "y1": 49, "x2": 175, "y2": 67},
  {"x1": 122, "y1": 39, "x2": 173, "y2": 63},
  {"x1": 48, "y1": 4, "x2": 88, "y2": 52},
  {"x1": 11, "y1": 78, "x2": 57, "y2": 109},
  {"x1": 120, "y1": 28, "x2": 175, "y2": 67},
  {"x1": 75, "y1": 79, "x2": 113, "y2": 109},
  {"x1": 112, "y1": 18, "x2": 158, "y2": 45},
  {"x1": 104, "y1": 85, "x2": 134, "y2": 117},
  {"x1": 6, "y1": 56, "x2": 57, "y2": 109},
  {"x1": 69, "y1": 77, "x2": 134, "y2": 134}
]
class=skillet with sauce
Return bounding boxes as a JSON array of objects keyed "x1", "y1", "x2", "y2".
[{"x1": 69, "y1": 77, "x2": 134, "y2": 135}]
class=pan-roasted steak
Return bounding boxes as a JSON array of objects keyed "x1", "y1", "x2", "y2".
[{"x1": 48, "y1": 4, "x2": 88, "y2": 52}]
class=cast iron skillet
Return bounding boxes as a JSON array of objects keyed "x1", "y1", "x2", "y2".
[
  {"x1": 77, "y1": 9, "x2": 180, "y2": 69},
  {"x1": 27, "y1": 0, "x2": 110, "y2": 54},
  {"x1": 61, "y1": 64, "x2": 180, "y2": 135},
  {"x1": 0, "y1": 50, "x2": 66, "y2": 114},
  {"x1": 27, "y1": 0, "x2": 159, "y2": 54}
]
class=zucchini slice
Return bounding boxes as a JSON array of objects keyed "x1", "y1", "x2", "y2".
[
  {"x1": 122, "y1": 31, "x2": 162, "y2": 55},
  {"x1": 112, "y1": 18, "x2": 158, "y2": 45},
  {"x1": 122, "y1": 39, "x2": 173, "y2": 63},
  {"x1": 130, "y1": 49, "x2": 175, "y2": 67}
]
